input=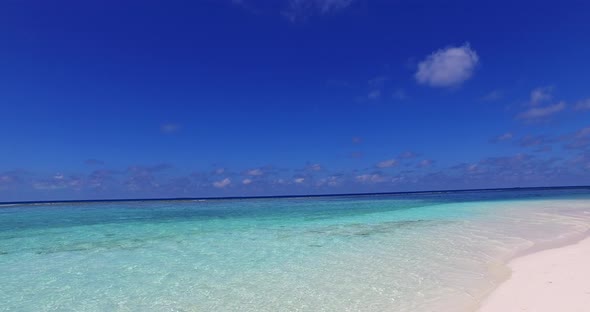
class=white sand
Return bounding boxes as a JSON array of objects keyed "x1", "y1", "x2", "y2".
[{"x1": 478, "y1": 236, "x2": 590, "y2": 312}]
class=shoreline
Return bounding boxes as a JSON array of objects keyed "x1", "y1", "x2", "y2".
[{"x1": 477, "y1": 233, "x2": 590, "y2": 311}]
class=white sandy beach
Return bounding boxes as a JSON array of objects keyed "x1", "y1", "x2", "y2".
[{"x1": 479, "y1": 236, "x2": 590, "y2": 312}]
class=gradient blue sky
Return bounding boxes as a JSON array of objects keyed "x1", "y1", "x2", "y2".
[{"x1": 1, "y1": 0, "x2": 590, "y2": 201}]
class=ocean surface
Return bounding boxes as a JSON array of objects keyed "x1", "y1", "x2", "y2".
[{"x1": 1, "y1": 188, "x2": 590, "y2": 312}]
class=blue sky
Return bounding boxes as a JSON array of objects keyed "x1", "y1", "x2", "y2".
[{"x1": 1, "y1": 0, "x2": 590, "y2": 201}]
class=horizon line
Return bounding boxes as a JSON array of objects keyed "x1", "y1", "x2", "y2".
[{"x1": 2, "y1": 185, "x2": 590, "y2": 206}]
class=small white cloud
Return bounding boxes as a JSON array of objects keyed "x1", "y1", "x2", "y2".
[
  {"x1": 492, "y1": 132, "x2": 513, "y2": 142},
  {"x1": 317, "y1": 176, "x2": 340, "y2": 187},
  {"x1": 518, "y1": 101, "x2": 566, "y2": 120},
  {"x1": 307, "y1": 163, "x2": 322, "y2": 171},
  {"x1": 274, "y1": 178, "x2": 287, "y2": 185},
  {"x1": 0, "y1": 175, "x2": 14, "y2": 183},
  {"x1": 399, "y1": 151, "x2": 418, "y2": 159},
  {"x1": 481, "y1": 90, "x2": 503, "y2": 101},
  {"x1": 356, "y1": 174, "x2": 386, "y2": 183},
  {"x1": 160, "y1": 123, "x2": 181, "y2": 134},
  {"x1": 242, "y1": 178, "x2": 252, "y2": 185},
  {"x1": 284, "y1": 0, "x2": 354, "y2": 21},
  {"x1": 392, "y1": 88, "x2": 407, "y2": 100},
  {"x1": 376, "y1": 159, "x2": 397, "y2": 168},
  {"x1": 33, "y1": 182, "x2": 66, "y2": 190},
  {"x1": 312, "y1": 0, "x2": 354, "y2": 13},
  {"x1": 326, "y1": 79, "x2": 352, "y2": 88},
  {"x1": 294, "y1": 177, "x2": 305, "y2": 184},
  {"x1": 574, "y1": 98, "x2": 590, "y2": 111},
  {"x1": 368, "y1": 89, "x2": 381, "y2": 100},
  {"x1": 85, "y1": 159, "x2": 104, "y2": 166},
  {"x1": 32, "y1": 173, "x2": 81, "y2": 191},
  {"x1": 368, "y1": 75, "x2": 389, "y2": 86},
  {"x1": 418, "y1": 159, "x2": 433, "y2": 168},
  {"x1": 530, "y1": 86, "x2": 553, "y2": 106},
  {"x1": 575, "y1": 127, "x2": 590, "y2": 138},
  {"x1": 246, "y1": 168, "x2": 263, "y2": 176},
  {"x1": 415, "y1": 43, "x2": 479, "y2": 87},
  {"x1": 213, "y1": 178, "x2": 231, "y2": 188}
]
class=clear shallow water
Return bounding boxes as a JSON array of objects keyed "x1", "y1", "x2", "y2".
[{"x1": 1, "y1": 189, "x2": 590, "y2": 312}]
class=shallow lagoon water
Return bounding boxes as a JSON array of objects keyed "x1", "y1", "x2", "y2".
[{"x1": 1, "y1": 189, "x2": 589, "y2": 311}]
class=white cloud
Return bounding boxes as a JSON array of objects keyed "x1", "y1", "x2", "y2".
[
  {"x1": 317, "y1": 176, "x2": 340, "y2": 187},
  {"x1": 356, "y1": 174, "x2": 386, "y2": 183},
  {"x1": 518, "y1": 101, "x2": 566, "y2": 120},
  {"x1": 160, "y1": 123, "x2": 181, "y2": 134},
  {"x1": 415, "y1": 43, "x2": 479, "y2": 87},
  {"x1": 365, "y1": 76, "x2": 389, "y2": 101},
  {"x1": 246, "y1": 168, "x2": 263, "y2": 176},
  {"x1": 418, "y1": 159, "x2": 434, "y2": 168},
  {"x1": 399, "y1": 151, "x2": 418, "y2": 159},
  {"x1": 392, "y1": 88, "x2": 407, "y2": 100},
  {"x1": 0, "y1": 175, "x2": 14, "y2": 183},
  {"x1": 498, "y1": 132, "x2": 513, "y2": 140},
  {"x1": 213, "y1": 178, "x2": 231, "y2": 188},
  {"x1": 491, "y1": 132, "x2": 513, "y2": 143},
  {"x1": 32, "y1": 182, "x2": 67, "y2": 190},
  {"x1": 517, "y1": 87, "x2": 568, "y2": 121},
  {"x1": 284, "y1": 0, "x2": 354, "y2": 21},
  {"x1": 32, "y1": 173, "x2": 82, "y2": 191},
  {"x1": 575, "y1": 127, "x2": 590, "y2": 138},
  {"x1": 242, "y1": 178, "x2": 252, "y2": 185},
  {"x1": 307, "y1": 163, "x2": 322, "y2": 171},
  {"x1": 575, "y1": 98, "x2": 590, "y2": 111},
  {"x1": 312, "y1": 0, "x2": 354, "y2": 13},
  {"x1": 376, "y1": 159, "x2": 398, "y2": 168},
  {"x1": 481, "y1": 90, "x2": 502, "y2": 101},
  {"x1": 367, "y1": 89, "x2": 381, "y2": 100},
  {"x1": 237, "y1": 0, "x2": 353, "y2": 21},
  {"x1": 294, "y1": 177, "x2": 305, "y2": 184},
  {"x1": 286, "y1": 0, "x2": 353, "y2": 18},
  {"x1": 530, "y1": 86, "x2": 553, "y2": 106},
  {"x1": 368, "y1": 75, "x2": 389, "y2": 87},
  {"x1": 214, "y1": 168, "x2": 225, "y2": 175}
]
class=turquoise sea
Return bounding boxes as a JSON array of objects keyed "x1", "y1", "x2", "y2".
[{"x1": 1, "y1": 188, "x2": 590, "y2": 312}]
